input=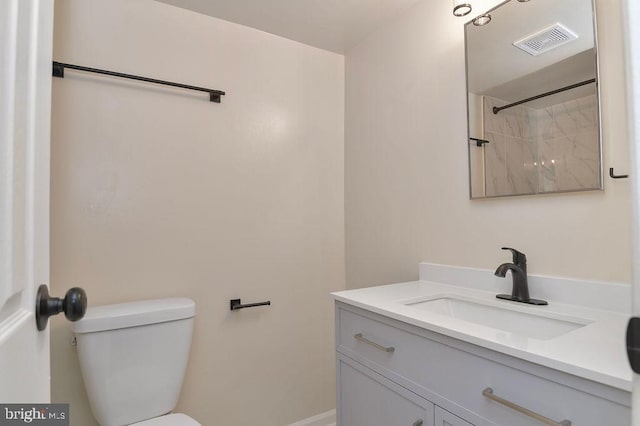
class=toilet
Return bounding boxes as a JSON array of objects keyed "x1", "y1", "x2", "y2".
[{"x1": 72, "y1": 298, "x2": 200, "y2": 426}]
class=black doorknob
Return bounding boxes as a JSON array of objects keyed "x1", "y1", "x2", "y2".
[{"x1": 35, "y1": 284, "x2": 87, "y2": 331}]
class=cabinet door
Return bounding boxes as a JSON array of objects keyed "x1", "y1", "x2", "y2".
[
  {"x1": 338, "y1": 356, "x2": 434, "y2": 426},
  {"x1": 434, "y1": 407, "x2": 473, "y2": 426}
]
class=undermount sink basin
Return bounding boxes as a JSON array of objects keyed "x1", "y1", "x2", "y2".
[{"x1": 404, "y1": 296, "x2": 591, "y2": 340}]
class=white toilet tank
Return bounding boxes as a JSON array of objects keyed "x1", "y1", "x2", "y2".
[{"x1": 72, "y1": 298, "x2": 196, "y2": 426}]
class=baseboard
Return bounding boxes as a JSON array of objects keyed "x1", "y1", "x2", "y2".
[{"x1": 288, "y1": 409, "x2": 336, "y2": 426}]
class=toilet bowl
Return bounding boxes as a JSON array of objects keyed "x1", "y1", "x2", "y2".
[
  {"x1": 130, "y1": 413, "x2": 200, "y2": 425},
  {"x1": 72, "y1": 298, "x2": 200, "y2": 426}
]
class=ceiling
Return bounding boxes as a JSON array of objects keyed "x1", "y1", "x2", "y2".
[
  {"x1": 486, "y1": 49, "x2": 596, "y2": 108},
  {"x1": 154, "y1": 0, "x2": 422, "y2": 54},
  {"x1": 466, "y1": 0, "x2": 595, "y2": 97}
]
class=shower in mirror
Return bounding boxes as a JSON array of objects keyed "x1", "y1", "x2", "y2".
[{"x1": 465, "y1": 0, "x2": 602, "y2": 199}]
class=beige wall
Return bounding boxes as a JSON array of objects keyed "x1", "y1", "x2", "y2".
[
  {"x1": 50, "y1": 1, "x2": 344, "y2": 425},
  {"x1": 49, "y1": 0, "x2": 631, "y2": 422},
  {"x1": 345, "y1": 0, "x2": 632, "y2": 288}
]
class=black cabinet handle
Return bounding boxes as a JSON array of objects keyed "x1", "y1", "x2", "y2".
[{"x1": 35, "y1": 284, "x2": 87, "y2": 331}]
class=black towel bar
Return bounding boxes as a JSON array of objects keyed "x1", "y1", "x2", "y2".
[{"x1": 52, "y1": 61, "x2": 225, "y2": 103}]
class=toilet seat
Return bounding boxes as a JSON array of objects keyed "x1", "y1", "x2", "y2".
[{"x1": 130, "y1": 413, "x2": 201, "y2": 426}]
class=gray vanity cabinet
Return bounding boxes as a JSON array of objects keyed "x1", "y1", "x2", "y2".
[
  {"x1": 434, "y1": 407, "x2": 472, "y2": 426},
  {"x1": 338, "y1": 355, "x2": 434, "y2": 426},
  {"x1": 335, "y1": 302, "x2": 631, "y2": 426}
]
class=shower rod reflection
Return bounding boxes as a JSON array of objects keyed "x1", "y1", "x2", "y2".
[
  {"x1": 52, "y1": 61, "x2": 226, "y2": 103},
  {"x1": 492, "y1": 78, "x2": 596, "y2": 114}
]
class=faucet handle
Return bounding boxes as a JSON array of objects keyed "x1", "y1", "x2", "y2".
[{"x1": 501, "y1": 247, "x2": 527, "y2": 265}]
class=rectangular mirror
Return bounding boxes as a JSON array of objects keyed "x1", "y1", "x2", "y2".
[{"x1": 466, "y1": 0, "x2": 602, "y2": 199}]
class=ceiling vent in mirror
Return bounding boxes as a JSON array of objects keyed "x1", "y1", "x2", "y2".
[{"x1": 513, "y1": 23, "x2": 578, "y2": 56}]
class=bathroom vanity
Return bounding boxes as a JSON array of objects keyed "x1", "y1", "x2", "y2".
[{"x1": 332, "y1": 264, "x2": 632, "y2": 426}]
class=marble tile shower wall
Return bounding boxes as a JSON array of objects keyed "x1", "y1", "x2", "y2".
[
  {"x1": 482, "y1": 95, "x2": 599, "y2": 196},
  {"x1": 483, "y1": 96, "x2": 538, "y2": 196},
  {"x1": 536, "y1": 94, "x2": 600, "y2": 192}
]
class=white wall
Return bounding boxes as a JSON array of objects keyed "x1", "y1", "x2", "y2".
[
  {"x1": 50, "y1": 1, "x2": 344, "y2": 425},
  {"x1": 345, "y1": 0, "x2": 631, "y2": 288}
]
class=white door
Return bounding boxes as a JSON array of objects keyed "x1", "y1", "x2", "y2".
[
  {"x1": 625, "y1": 0, "x2": 640, "y2": 424},
  {"x1": 0, "y1": 0, "x2": 54, "y2": 401}
]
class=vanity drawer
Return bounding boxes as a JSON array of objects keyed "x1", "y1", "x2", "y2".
[
  {"x1": 336, "y1": 304, "x2": 630, "y2": 426},
  {"x1": 441, "y1": 352, "x2": 630, "y2": 426},
  {"x1": 337, "y1": 305, "x2": 424, "y2": 375}
]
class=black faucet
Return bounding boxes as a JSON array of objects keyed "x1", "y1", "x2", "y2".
[{"x1": 494, "y1": 247, "x2": 547, "y2": 305}]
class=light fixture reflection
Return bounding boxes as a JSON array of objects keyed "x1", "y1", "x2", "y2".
[
  {"x1": 453, "y1": 0, "x2": 472, "y2": 17},
  {"x1": 472, "y1": 14, "x2": 492, "y2": 26}
]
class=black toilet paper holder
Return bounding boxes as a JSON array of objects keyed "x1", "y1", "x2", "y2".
[{"x1": 230, "y1": 298, "x2": 271, "y2": 311}]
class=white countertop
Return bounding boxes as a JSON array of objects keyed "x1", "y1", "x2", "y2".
[{"x1": 332, "y1": 277, "x2": 633, "y2": 392}]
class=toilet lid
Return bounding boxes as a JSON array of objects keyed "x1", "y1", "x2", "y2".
[{"x1": 130, "y1": 414, "x2": 200, "y2": 426}]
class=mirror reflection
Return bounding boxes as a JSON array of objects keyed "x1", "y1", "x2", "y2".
[{"x1": 466, "y1": 0, "x2": 602, "y2": 198}]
